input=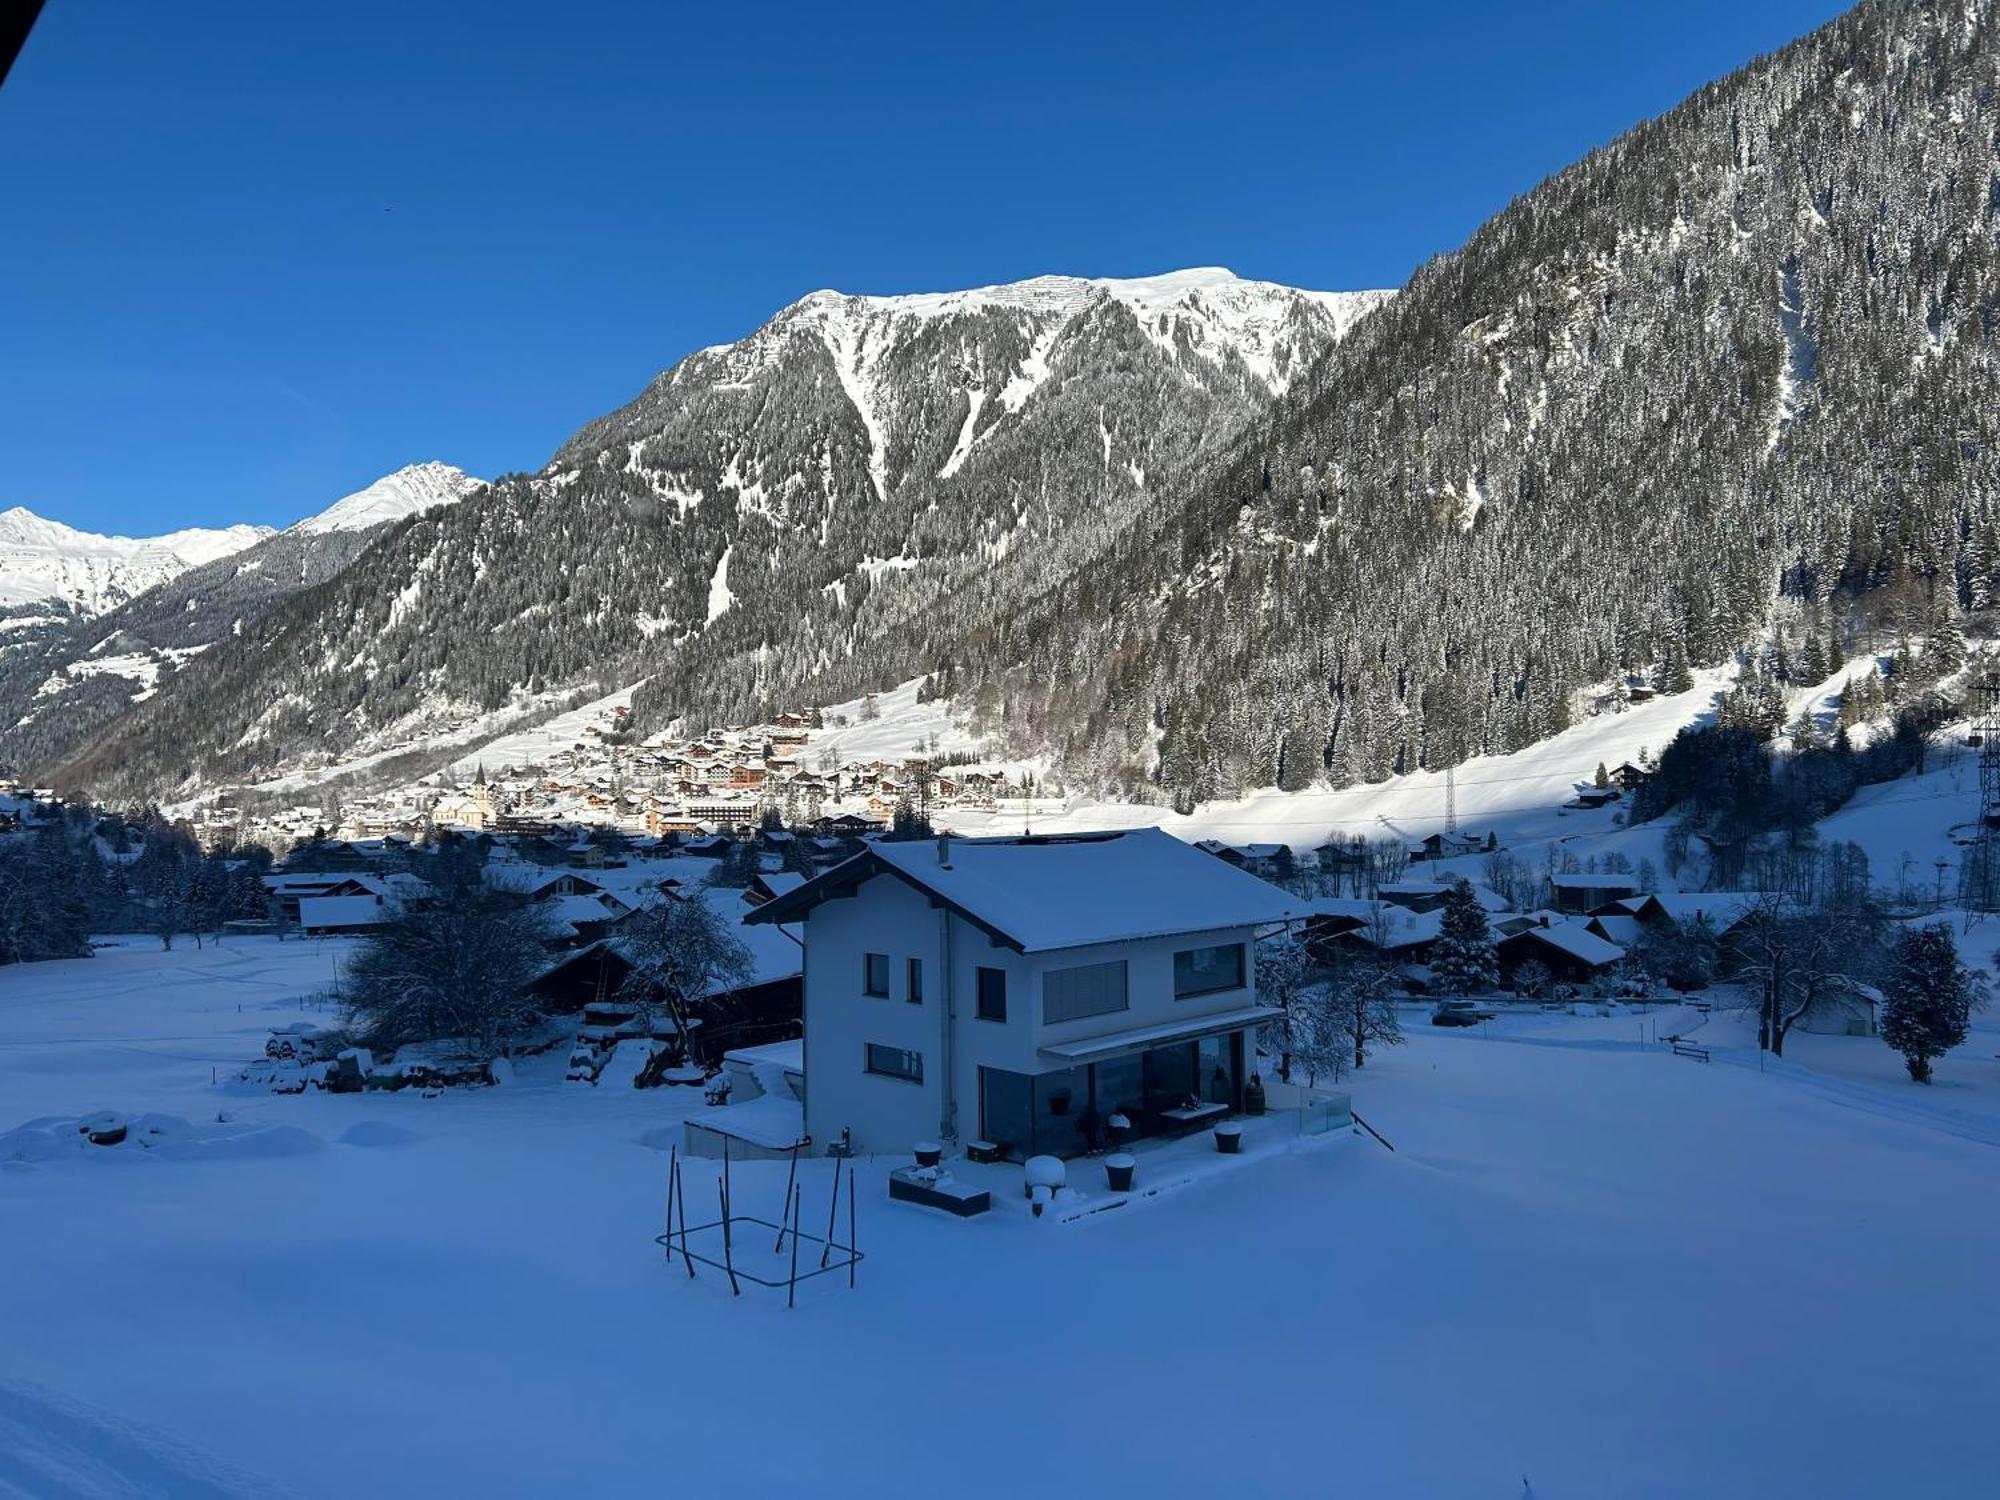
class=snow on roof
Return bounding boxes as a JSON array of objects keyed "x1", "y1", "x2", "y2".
[
  {"x1": 723, "y1": 1038, "x2": 803, "y2": 1072},
  {"x1": 1359, "y1": 906, "x2": 1443, "y2": 949},
  {"x1": 1299, "y1": 896, "x2": 1387, "y2": 921},
  {"x1": 297, "y1": 894, "x2": 383, "y2": 929},
  {"x1": 1510, "y1": 920, "x2": 1624, "y2": 967},
  {"x1": 694, "y1": 886, "x2": 801, "y2": 987},
  {"x1": 544, "y1": 893, "x2": 623, "y2": 928},
  {"x1": 1378, "y1": 880, "x2": 1509, "y2": 910},
  {"x1": 750, "y1": 828, "x2": 1307, "y2": 953},
  {"x1": 1619, "y1": 891, "x2": 1765, "y2": 931},
  {"x1": 1588, "y1": 915, "x2": 1646, "y2": 947}
]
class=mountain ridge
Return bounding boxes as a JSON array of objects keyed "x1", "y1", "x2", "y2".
[
  {"x1": 0, "y1": 508, "x2": 274, "y2": 615},
  {"x1": 35, "y1": 268, "x2": 1387, "y2": 798}
]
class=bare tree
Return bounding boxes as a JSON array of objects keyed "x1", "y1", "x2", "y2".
[
  {"x1": 1333, "y1": 906, "x2": 1405, "y2": 1071},
  {"x1": 342, "y1": 884, "x2": 556, "y2": 1059},
  {"x1": 1729, "y1": 887, "x2": 1887, "y2": 1056},
  {"x1": 620, "y1": 891, "x2": 754, "y2": 1048},
  {"x1": 1256, "y1": 931, "x2": 1313, "y2": 1082}
]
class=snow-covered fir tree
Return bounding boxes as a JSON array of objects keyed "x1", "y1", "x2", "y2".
[
  {"x1": 1429, "y1": 880, "x2": 1499, "y2": 995},
  {"x1": 1880, "y1": 923, "x2": 1979, "y2": 1084}
]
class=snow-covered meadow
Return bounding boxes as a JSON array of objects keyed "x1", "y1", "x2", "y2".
[{"x1": 4, "y1": 934, "x2": 1998, "y2": 1497}]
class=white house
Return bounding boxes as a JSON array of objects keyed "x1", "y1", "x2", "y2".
[{"x1": 744, "y1": 828, "x2": 1307, "y2": 1161}]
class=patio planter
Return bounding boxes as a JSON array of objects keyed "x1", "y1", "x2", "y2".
[
  {"x1": 965, "y1": 1139, "x2": 1000, "y2": 1164},
  {"x1": 913, "y1": 1140, "x2": 943, "y2": 1169},
  {"x1": 1244, "y1": 1074, "x2": 1266, "y2": 1115},
  {"x1": 1023, "y1": 1155, "x2": 1065, "y2": 1200},
  {"x1": 1214, "y1": 1122, "x2": 1244, "y2": 1155},
  {"x1": 1107, "y1": 1112, "x2": 1131, "y2": 1147},
  {"x1": 1104, "y1": 1153, "x2": 1136, "y2": 1193},
  {"x1": 889, "y1": 1166, "x2": 990, "y2": 1217}
]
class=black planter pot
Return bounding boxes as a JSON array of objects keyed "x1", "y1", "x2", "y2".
[
  {"x1": 1214, "y1": 1124, "x2": 1243, "y2": 1155},
  {"x1": 1104, "y1": 1154, "x2": 1136, "y2": 1192},
  {"x1": 913, "y1": 1141, "x2": 943, "y2": 1169},
  {"x1": 1244, "y1": 1075, "x2": 1267, "y2": 1115}
]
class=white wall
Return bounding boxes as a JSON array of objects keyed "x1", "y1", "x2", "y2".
[
  {"x1": 803, "y1": 872, "x2": 954, "y2": 1155},
  {"x1": 801, "y1": 866, "x2": 1262, "y2": 1157}
]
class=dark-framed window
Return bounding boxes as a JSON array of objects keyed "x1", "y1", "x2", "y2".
[
  {"x1": 907, "y1": 957, "x2": 924, "y2": 1005},
  {"x1": 1173, "y1": 942, "x2": 1245, "y2": 999},
  {"x1": 976, "y1": 966, "x2": 1008, "y2": 1021},
  {"x1": 864, "y1": 952, "x2": 890, "y2": 997},
  {"x1": 1043, "y1": 959, "x2": 1129, "y2": 1024},
  {"x1": 864, "y1": 1043, "x2": 923, "y2": 1083}
]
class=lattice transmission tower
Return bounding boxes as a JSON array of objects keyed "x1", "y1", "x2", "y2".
[{"x1": 1966, "y1": 672, "x2": 2000, "y2": 912}]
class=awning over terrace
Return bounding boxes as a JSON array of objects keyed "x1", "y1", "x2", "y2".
[{"x1": 1037, "y1": 1005, "x2": 1280, "y2": 1064}]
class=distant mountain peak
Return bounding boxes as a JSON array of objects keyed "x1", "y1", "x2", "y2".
[
  {"x1": 783, "y1": 267, "x2": 1393, "y2": 351},
  {"x1": 288, "y1": 462, "x2": 484, "y2": 536},
  {"x1": 0, "y1": 507, "x2": 273, "y2": 615}
]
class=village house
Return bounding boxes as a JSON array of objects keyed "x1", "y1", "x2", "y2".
[
  {"x1": 1409, "y1": 830, "x2": 1487, "y2": 862},
  {"x1": 1495, "y1": 917, "x2": 1626, "y2": 988},
  {"x1": 1548, "y1": 871, "x2": 1643, "y2": 913},
  {"x1": 745, "y1": 829, "x2": 1306, "y2": 1161}
]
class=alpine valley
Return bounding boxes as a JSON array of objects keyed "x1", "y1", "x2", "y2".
[{"x1": 8, "y1": 0, "x2": 2000, "y2": 816}]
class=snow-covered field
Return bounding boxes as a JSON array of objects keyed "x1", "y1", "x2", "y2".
[{"x1": 4, "y1": 935, "x2": 1998, "y2": 1496}]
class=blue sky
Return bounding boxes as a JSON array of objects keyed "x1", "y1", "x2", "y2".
[{"x1": 1, "y1": 0, "x2": 1850, "y2": 535}]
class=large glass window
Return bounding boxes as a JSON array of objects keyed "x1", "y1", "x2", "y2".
[
  {"x1": 864, "y1": 1043, "x2": 922, "y2": 1082},
  {"x1": 1092, "y1": 1053, "x2": 1144, "y2": 1122},
  {"x1": 1143, "y1": 1043, "x2": 1199, "y2": 1113},
  {"x1": 1033, "y1": 1066, "x2": 1091, "y2": 1157},
  {"x1": 1174, "y1": 942, "x2": 1245, "y2": 999},
  {"x1": 863, "y1": 952, "x2": 889, "y2": 997},
  {"x1": 1042, "y1": 960, "x2": 1128, "y2": 1024},
  {"x1": 979, "y1": 1067, "x2": 1032, "y2": 1158},
  {"x1": 1198, "y1": 1030, "x2": 1242, "y2": 1106},
  {"x1": 976, "y1": 966, "x2": 1008, "y2": 1021}
]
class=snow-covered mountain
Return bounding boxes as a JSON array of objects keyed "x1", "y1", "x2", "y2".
[
  {"x1": 41, "y1": 266, "x2": 1390, "y2": 798},
  {"x1": 288, "y1": 462, "x2": 484, "y2": 537},
  {"x1": 0, "y1": 508, "x2": 272, "y2": 616},
  {"x1": 0, "y1": 463, "x2": 482, "y2": 775}
]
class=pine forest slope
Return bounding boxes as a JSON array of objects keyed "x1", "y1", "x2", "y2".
[
  {"x1": 931, "y1": 0, "x2": 2000, "y2": 803},
  {"x1": 49, "y1": 273, "x2": 1386, "y2": 798}
]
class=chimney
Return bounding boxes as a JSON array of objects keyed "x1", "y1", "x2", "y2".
[{"x1": 936, "y1": 833, "x2": 952, "y2": 869}]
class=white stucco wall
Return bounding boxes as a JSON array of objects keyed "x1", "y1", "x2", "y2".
[{"x1": 800, "y1": 866, "x2": 1262, "y2": 1157}]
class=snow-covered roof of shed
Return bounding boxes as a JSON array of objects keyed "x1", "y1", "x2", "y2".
[
  {"x1": 1506, "y1": 920, "x2": 1624, "y2": 966},
  {"x1": 747, "y1": 828, "x2": 1307, "y2": 953}
]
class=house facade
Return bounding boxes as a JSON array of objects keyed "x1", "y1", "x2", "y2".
[{"x1": 746, "y1": 829, "x2": 1305, "y2": 1161}]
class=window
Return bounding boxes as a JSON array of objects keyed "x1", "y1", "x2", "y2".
[
  {"x1": 976, "y1": 966, "x2": 1008, "y2": 1021},
  {"x1": 1042, "y1": 960, "x2": 1129, "y2": 1024},
  {"x1": 1173, "y1": 942, "x2": 1245, "y2": 999},
  {"x1": 865, "y1": 1043, "x2": 923, "y2": 1083},
  {"x1": 863, "y1": 952, "x2": 889, "y2": 997},
  {"x1": 907, "y1": 957, "x2": 924, "y2": 1005}
]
